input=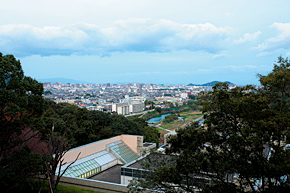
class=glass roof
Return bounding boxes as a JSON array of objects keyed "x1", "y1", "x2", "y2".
[
  {"x1": 57, "y1": 150, "x2": 117, "y2": 178},
  {"x1": 107, "y1": 141, "x2": 139, "y2": 163},
  {"x1": 57, "y1": 140, "x2": 140, "y2": 178},
  {"x1": 61, "y1": 159, "x2": 100, "y2": 177}
]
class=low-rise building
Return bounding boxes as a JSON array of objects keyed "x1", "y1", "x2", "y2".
[{"x1": 57, "y1": 134, "x2": 147, "y2": 183}]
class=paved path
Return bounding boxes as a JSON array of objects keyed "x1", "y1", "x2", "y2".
[
  {"x1": 183, "y1": 116, "x2": 203, "y2": 127},
  {"x1": 155, "y1": 123, "x2": 171, "y2": 132},
  {"x1": 138, "y1": 109, "x2": 155, "y2": 118},
  {"x1": 124, "y1": 109, "x2": 155, "y2": 118},
  {"x1": 157, "y1": 115, "x2": 203, "y2": 131}
]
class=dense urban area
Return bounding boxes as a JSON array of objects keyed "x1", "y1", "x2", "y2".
[{"x1": 43, "y1": 81, "x2": 238, "y2": 115}]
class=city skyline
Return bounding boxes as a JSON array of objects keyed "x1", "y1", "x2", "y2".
[{"x1": 1, "y1": 0, "x2": 290, "y2": 85}]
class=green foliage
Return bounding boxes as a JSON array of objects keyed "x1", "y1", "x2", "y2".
[
  {"x1": 145, "y1": 100, "x2": 155, "y2": 109},
  {"x1": 143, "y1": 126, "x2": 160, "y2": 146},
  {"x1": 188, "y1": 95, "x2": 197, "y2": 100},
  {"x1": 0, "y1": 52, "x2": 45, "y2": 192},
  {"x1": 111, "y1": 114, "x2": 143, "y2": 136},
  {"x1": 0, "y1": 52, "x2": 45, "y2": 154},
  {"x1": 129, "y1": 56, "x2": 290, "y2": 192},
  {"x1": 187, "y1": 99, "x2": 200, "y2": 107},
  {"x1": 162, "y1": 113, "x2": 178, "y2": 124},
  {"x1": 43, "y1": 100, "x2": 156, "y2": 148},
  {"x1": 0, "y1": 146, "x2": 44, "y2": 193},
  {"x1": 155, "y1": 107, "x2": 162, "y2": 114}
]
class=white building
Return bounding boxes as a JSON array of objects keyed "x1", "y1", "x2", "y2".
[
  {"x1": 117, "y1": 105, "x2": 129, "y2": 115},
  {"x1": 180, "y1": 92, "x2": 188, "y2": 99},
  {"x1": 112, "y1": 103, "x2": 132, "y2": 115},
  {"x1": 129, "y1": 103, "x2": 144, "y2": 114}
]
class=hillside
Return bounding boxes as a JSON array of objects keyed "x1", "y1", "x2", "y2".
[{"x1": 187, "y1": 81, "x2": 234, "y2": 87}]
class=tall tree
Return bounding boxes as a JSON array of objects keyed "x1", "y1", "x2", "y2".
[
  {"x1": 129, "y1": 57, "x2": 290, "y2": 192},
  {"x1": 43, "y1": 125, "x2": 80, "y2": 193},
  {"x1": 0, "y1": 52, "x2": 45, "y2": 192}
]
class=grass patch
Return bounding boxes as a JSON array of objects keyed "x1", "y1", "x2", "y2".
[
  {"x1": 57, "y1": 183, "x2": 99, "y2": 193},
  {"x1": 162, "y1": 125, "x2": 172, "y2": 129},
  {"x1": 28, "y1": 179, "x2": 100, "y2": 193},
  {"x1": 161, "y1": 111, "x2": 203, "y2": 131}
]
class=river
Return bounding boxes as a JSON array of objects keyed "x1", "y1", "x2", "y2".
[{"x1": 147, "y1": 113, "x2": 171, "y2": 125}]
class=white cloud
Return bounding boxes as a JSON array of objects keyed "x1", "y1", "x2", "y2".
[
  {"x1": 252, "y1": 23, "x2": 290, "y2": 54},
  {"x1": 213, "y1": 51, "x2": 229, "y2": 59},
  {"x1": 223, "y1": 65, "x2": 257, "y2": 72},
  {"x1": 0, "y1": 19, "x2": 234, "y2": 57},
  {"x1": 235, "y1": 31, "x2": 261, "y2": 43}
]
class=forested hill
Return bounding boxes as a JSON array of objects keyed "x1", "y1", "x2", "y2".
[
  {"x1": 43, "y1": 99, "x2": 159, "y2": 148},
  {"x1": 187, "y1": 81, "x2": 234, "y2": 86}
]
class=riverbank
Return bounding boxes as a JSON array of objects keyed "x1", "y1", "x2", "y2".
[
  {"x1": 147, "y1": 113, "x2": 171, "y2": 124},
  {"x1": 142, "y1": 109, "x2": 173, "y2": 121},
  {"x1": 161, "y1": 112, "x2": 203, "y2": 131}
]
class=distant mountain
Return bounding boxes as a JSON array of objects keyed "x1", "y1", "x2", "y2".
[
  {"x1": 37, "y1": 78, "x2": 93, "y2": 84},
  {"x1": 200, "y1": 81, "x2": 234, "y2": 86},
  {"x1": 188, "y1": 81, "x2": 234, "y2": 87}
]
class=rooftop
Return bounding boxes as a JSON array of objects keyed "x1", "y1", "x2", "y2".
[{"x1": 89, "y1": 165, "x2": 122, "y2": 184}]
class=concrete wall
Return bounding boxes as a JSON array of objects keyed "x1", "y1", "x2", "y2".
[
  {"x1": 63, "y1": 136, "x2": 122, "y2": 164},
  {"x1": 142, "y1": 143, "x2": 156, "y2": 155},
  {"x1": 129, "y1": 103, "x2": 144, "y2": 113},
  {"x1": 121, "y1": 175, "x2": 133, "y2": 186},
  {"x1": 121, "y1": 135, "x2": 143, "y2": 156}
]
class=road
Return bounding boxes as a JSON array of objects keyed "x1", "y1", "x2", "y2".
[
  {"x1": 183, "y1": 115, "x2": 204, "y2": 128},
  {"x1": 124, "y1": 109, "x2": 155, "y2": 118}
]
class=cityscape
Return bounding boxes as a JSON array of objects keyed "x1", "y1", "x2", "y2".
[
  {"x1": 1, "y1": 0, "x2": 290, "y2": 192},
  {"x1": 43, "y1": 81, "x2": 238, "y2": 115}
]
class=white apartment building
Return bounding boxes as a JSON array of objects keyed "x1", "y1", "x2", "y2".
[
  {"x1": 129, "y1": 103, "x2": 144, "y2": 114},
  {"x1": 112, "y1": 103, "x2": 129, "y2": 115},
  {"x1": 117, "y1": 105, "x2": 129, "y2": 115}
]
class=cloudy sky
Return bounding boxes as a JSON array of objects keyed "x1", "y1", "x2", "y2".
[{"x1": 1, "y1": 0, "x2": 290, "y2": 85}]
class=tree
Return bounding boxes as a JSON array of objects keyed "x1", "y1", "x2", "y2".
[
  {"x1": 143, "y1": 126, "x2": 160, "y2": 147},
  {"x1": 189, "y1": 95, "x2": 197, "y2": 100},
  {"x1": 129, "y1": 57, "x2": 290, "y2": 192},
  {"x1": 42, "y1": 125, "x2": 80, "y2": 193},
  {"x1": 0, "y1": 146, "x2": 44, "y2": 192},
  {"x1": 155, "y1": 107, "x2": 162, "y2": 114},
  {"x1": 0, "y1": 52, "x2": 45, "y2": 192}
]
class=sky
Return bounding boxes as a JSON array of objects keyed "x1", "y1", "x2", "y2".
[{"x1": 1, "y1": 0, "x2": 290, "y2": 85}]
